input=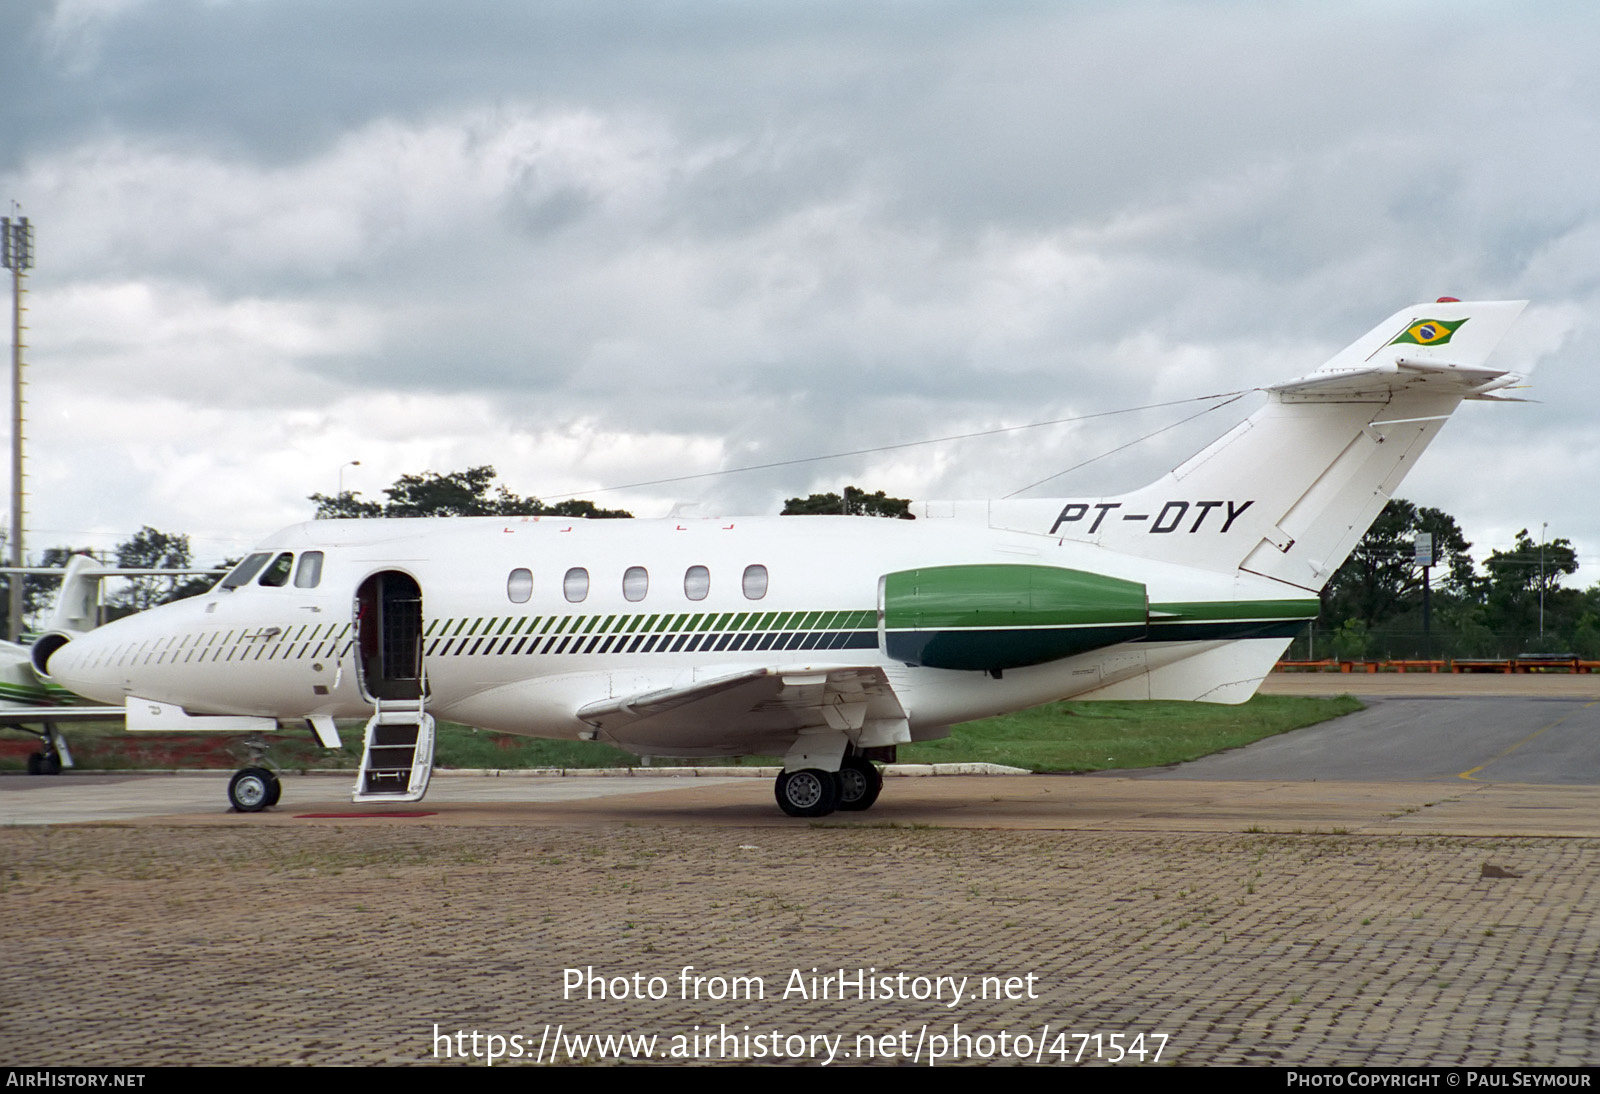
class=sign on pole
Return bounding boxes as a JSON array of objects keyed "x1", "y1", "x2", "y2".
[{"x1": 1414, "y1": 533, "x2": 1434, "y2": 568}]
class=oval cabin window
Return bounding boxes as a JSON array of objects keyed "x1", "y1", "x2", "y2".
[
  {"x1": 507, "y1": 568, "x2": 533, "y2": 604},
  {"x1": 741, "y1": 564, "x2": 768, "y2": 600},
  {"x1": 622, "y1": 566, "x2": 649, "y2": 602},
  {"x1": 563, "y1": 567, "x2": 589, "y2": 603},
  {"x1": 684, "y1": 565, "x2": 710, "y2": 601}
]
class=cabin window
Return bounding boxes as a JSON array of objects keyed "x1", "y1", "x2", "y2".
[
  {"x1": 507, "y1": 567, "x2": 533, "y2": 604},
  {"x1": 294, "y1": 551, "x2": 324, "y2": 589},
  {"x1": 684, "y1": 565, "x2": 710, "y2": 601},
  {"x1": 741, "y1": 564, "x2": 768, "y2": 600},
  {"x1": 220, "y1": 552, "x2": 272, "y2": 590},
  {"x1": 622, "y1": 566, "x2": 648, "y2": 602},
  {"x1": 563, "y1": 567, "x2": 589, "y2": 603},
  {"x1": 257, "y1": 552, "x2": 295, "y2": 587}
]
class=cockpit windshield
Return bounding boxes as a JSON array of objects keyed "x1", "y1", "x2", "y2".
[
  {"x1": 219, "y1": 552, "x2": 273, "y2": 590},
  {"x1": 257, "y1": 552, "x2": 294, "y2": 587}
]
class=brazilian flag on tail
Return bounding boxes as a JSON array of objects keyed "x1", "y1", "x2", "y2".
[{"x1": 1389, "y1": 317, "x2": 1468, "y2": 346}]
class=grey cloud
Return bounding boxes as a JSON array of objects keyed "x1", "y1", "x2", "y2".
[{"x1": 6, "y1": 0, "x2": 1600, "y2": 566}]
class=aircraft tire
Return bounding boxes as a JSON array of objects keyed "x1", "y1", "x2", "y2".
[
  {"x1": 262, "y1": 772, "x2": 283, "y2": 808},
  {"x1": 774, "y1": 768, "x2": 840, "y2": 818},
  {"x1": 228, "y1": 767, "x2": 275, "y2": 813},
  {"x1": 836, "y1": 757, "x2": 883, "y2": 812}
]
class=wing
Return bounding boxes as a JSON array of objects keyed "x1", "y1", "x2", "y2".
[
  {"x1": 576, "y1": 665, "x2": 908, "y2": 756},
  {"x1": 0, "y1": 705, "x2": 125, "y2": 725}
]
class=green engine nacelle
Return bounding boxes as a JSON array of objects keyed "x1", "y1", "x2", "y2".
[{"x1": 882, "y1": 564, "x2": 1148, "y2": 672}]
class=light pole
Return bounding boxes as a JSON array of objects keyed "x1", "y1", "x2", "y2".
[
  {"x1": 338, "y1": 460, "x2": 360, "y2": 501},
  {"x1": 1539, "y1": 521, "x2": 1547, "y2": 639},
  {"x1": 2, "y1": 211, "x2": 33, "y2": 642}
]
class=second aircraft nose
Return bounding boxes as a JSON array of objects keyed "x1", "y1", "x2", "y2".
[{"x1": 32, "y1": 624, "x2": 126, "y2": 705}]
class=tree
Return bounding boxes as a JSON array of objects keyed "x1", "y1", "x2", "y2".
[
  {"x1": 380, "y1": 466, "x2": 543, "y2": 517},
  {"x1": 106, "y1": 527, "x2": 196, "y2": 613},
  {"x1": 308, "y1": 491, "x2": 382, "y2": 519},
  {"x1": 20, "y1": 546, "x2": 98, "y2": 625},
  {"x1": 11, "y1": 535, "x2": 217, "y2": 633},
  {"x1": 169, "y1": 560, "x2": 237, "y2": 604},
  {"x1": 309, "y1": 466, "x2": 630, "y2": 519},
  {"x1": 1319, "y1": 499, "x2": 1473, "y2": 626},
  {"x1": 781, "y1": 485, "x2": 915, "y2": 519},
  {"x1": 1484, "y1": 529, "x2": 1578, "y2": 598},
  {"x1": 540, "y1": 498, "x2": 634, "y2": 519},
  {"x1": 1482, "y1": 529, "x2": 1580, "y2": 644}
]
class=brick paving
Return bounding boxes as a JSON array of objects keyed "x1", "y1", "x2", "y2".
[{"x1": 2, "y1": 824, "x2": 1596, "y2": 1066}]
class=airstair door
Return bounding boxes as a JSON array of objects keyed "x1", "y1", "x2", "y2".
[{"x1": 352, "y1": 571, "x2": 435, "y2": 802}]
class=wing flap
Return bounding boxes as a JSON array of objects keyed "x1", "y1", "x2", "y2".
[{"x1": 577, "y1": 664, "x2": 905, "y2": 741}]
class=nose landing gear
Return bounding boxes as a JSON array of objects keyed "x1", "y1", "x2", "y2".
[
  {"x1": 227, "y1": 733, "x2": 283, "y2": 812},
  {"x1": 228, "y1": 766, "x2": 282, "y2": 812}
]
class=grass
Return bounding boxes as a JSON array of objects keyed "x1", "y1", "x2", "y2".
[
  {"x1": 0, "y1": 694, "x2": 1360, "y2": 774},
  {"x1": 903, "y1": 695, "x2": 1363, "y2": 772}
]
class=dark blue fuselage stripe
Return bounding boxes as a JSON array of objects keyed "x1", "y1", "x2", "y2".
[{"x1": 414, "y1": 627, "x2": 885, "y2": 657}]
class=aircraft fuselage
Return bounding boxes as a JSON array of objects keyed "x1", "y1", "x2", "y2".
[{"x1": 44, "y1": 512, "x2": 1313, "y2": 758}]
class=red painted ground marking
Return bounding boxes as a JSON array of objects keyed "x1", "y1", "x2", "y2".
[{"x1": 292, "y1": 811, "x2": 438, "y2": 819}]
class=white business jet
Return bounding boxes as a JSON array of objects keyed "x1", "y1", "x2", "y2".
[
  {"x1": 0, "y1": 556, "x2": 223, "y2": 772},
  {"x1": 34, "y1": 300, "x2": 1528, "y2": 816}
]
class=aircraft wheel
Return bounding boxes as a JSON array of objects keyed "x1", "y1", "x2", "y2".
[
  {"x1": 836, "y1": 756, "x2": 883, "y2": 812},
  {"x1": 262, "y1": 772, "x2": 283, "y2": 808},
  {"x1": 26, "y1": 752, "x2": 61, "y2": 776},
  {"x1": 228, "y1": 767, "x2": 275, "y2": 813},
  {"x1": 774, "y1": 768, "x2": 840, "y2": 818}
]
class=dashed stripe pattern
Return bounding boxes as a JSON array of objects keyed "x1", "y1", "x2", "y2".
[
  {"x1": 68, "y1": 622, "x2": 358, "y2": 672},
  {"x1": 425, "y1": 609, "x2": 879, "y2": 658},
  {"x1": 73, "y1": 611, "x2": 881, "y2": 670}
]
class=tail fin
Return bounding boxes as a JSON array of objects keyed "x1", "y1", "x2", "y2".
[
  {"x1": 45, "y1": 554, "x2": 102, "y2": 634},
  {"x1": 992, "y1": 300, "x2": 1528, "y2": 592}
]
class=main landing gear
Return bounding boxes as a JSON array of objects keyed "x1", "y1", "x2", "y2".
[
  {"x1": 774, "y1": 755, "x2": 883, "y2": 818},
  {"x1": 21, "y1": 723, "x2": 71, "y2": 775}
]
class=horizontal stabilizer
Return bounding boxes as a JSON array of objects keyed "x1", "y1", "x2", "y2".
[
  {"x1": 986, "y1": 299, "x2": 1531, "y2": 592},
  {"x1": 1271, "y1": 300, "x2": 1527, "y2": 401}
]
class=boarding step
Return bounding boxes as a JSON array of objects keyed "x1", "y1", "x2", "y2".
[{"x1": 352, "y1": 703, "x2": 435, "y2": 803}]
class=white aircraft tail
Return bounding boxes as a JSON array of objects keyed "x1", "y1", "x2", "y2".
[
  {"x1": 44, "y1": 555, "x2": 102, "y2": 634},
  {"x1": 995, "y1": 300, "x2": 1528, "y2": 592}
]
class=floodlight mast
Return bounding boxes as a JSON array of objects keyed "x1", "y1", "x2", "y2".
[{"x1": 2, "y1": 210, "x2": 32, "y2": 642}]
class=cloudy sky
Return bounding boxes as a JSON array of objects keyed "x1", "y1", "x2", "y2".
[{"x1": 2, "y1": 0, "x2": 1597, "y2": 577}]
